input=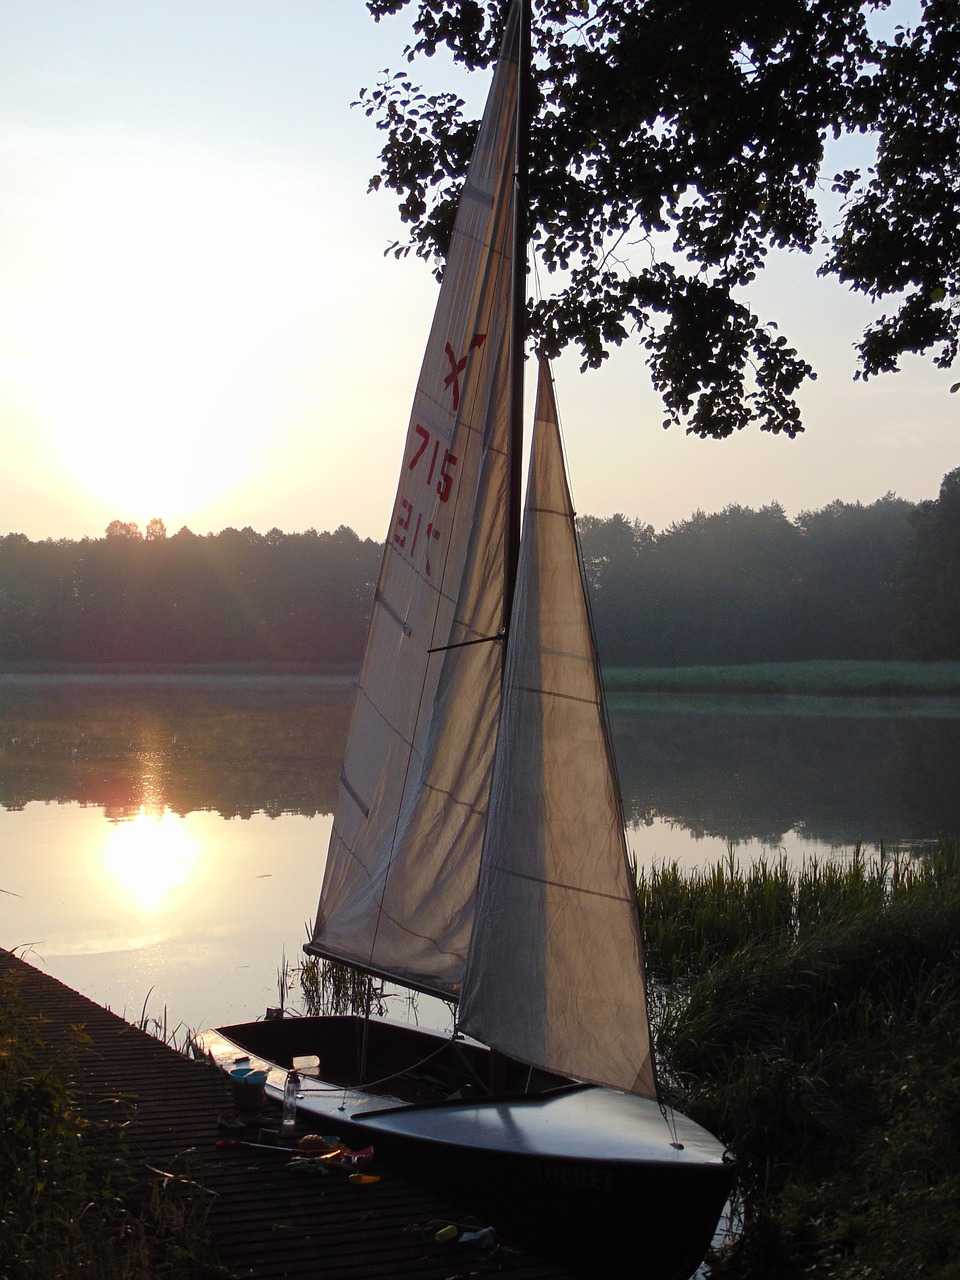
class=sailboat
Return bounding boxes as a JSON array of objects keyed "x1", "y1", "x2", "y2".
[{"x1": 201, "y1": 3, "x2": 734, "y2": 1276}]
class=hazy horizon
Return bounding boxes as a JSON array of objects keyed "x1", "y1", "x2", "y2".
[{"x1": 0, "y1": 477, "x2": 929, "y2": 548}]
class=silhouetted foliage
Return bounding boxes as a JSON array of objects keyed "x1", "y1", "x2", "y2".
[
  {"x1": 897, "y1": 467, "x2": 960, "y2": 658},
  {"x1": 104, "y1": 519, "x2": 142, "y2": 540},
  {"x1": 360, "y1": 0, "x2": 960, "y2": 437},
  {"x1": 577, "y1": 493, "x2": 916, "y2": 666},
  {"x1": 0, "y1": 486, "x2": 943, "y2": 667},
  {"x1": 0, "y1": 525, "x2": 381, "y2": 666},
  {"x1": 793, "y1": 494, "x2": 915, "y2": 659}
]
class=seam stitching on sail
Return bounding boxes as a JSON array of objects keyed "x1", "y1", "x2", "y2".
[
  {"x1": 527, "y1": 503, "x2": 571, "y2": 517},
  {"x1": 420, "y1": 779, "x2": 488, "y2": 818},
  {"x1": 382, "y1": 542, "x2": 460, "y2": 611},
  {"x1": 513, "y1": 684, "x2": 597, "y2": 707},
  {"x1": 536, "y1": 645, "x2": 592, "y2": 662},
  {"x1": 353, "y1": 685, "x2": 420, "y2": 753},
  {"x1": 363, "y1": 901, "x2": 468, "y2": 959},
  {"x1": 486, "y1": 865, "x2": 635, "y2": 904},
  {"x1": 460, "y1": 182, "x2": 495, "y2": 210},
  {"x1": 326, "y1": 825, "x2": 461, "y2": 969}
]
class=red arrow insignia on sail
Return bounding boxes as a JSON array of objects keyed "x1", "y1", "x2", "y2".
[{"x1": 444, "y1": 333, "x2": 486, "y2": 410}]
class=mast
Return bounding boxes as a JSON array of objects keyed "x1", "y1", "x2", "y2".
[{"x1": 505, "y1": 0, "x2": 531, "y2": 624}]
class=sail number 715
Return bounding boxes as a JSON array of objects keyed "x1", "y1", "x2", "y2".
[
  {"x1": 394, "y1": 425, "x2": 458, "y2": 577},
  {"x1": 408, "y1": 424, "x2": 457, "y2": 502}
]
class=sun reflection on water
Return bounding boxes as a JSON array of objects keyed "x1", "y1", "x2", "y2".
[{"x1": 103, "y1": 809, "x2": 198, "y2": 911}]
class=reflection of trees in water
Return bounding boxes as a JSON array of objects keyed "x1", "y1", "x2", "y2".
[
  {"x1": 4, "y1": 678, "x2": 960, "y2": 845},
  {"x1": 610, "y1": 700, "x2": 960, "y2": 848},
  {"x1": 0, "y1": 677, "x2": 352, "y2": 818}
]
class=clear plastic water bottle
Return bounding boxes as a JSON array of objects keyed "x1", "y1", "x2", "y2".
[{"x1": 282, "y1": 1068, "x2": 300, "y2": 1131}]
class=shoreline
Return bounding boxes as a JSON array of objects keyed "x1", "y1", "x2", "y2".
[{"x1": 3, "y1": 658, "x2": 960, "y2": 698}]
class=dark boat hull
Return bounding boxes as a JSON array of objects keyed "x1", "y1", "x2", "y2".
[
  {"x1": 200, "y1": 1016, "x2": 734, "y2": 1280},
  {"x1": 359, "y1": 1087, "x2": 733, "y2": 1280}
]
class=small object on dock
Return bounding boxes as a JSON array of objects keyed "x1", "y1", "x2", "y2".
[
  {"x1": 287, "y1": 1158, "x2": 333, "y2": 1175},
  {"x1": 217, "y1": 1111, "x2": 246, "y2": 1132},
  {"x1": 334, "y1": 1145, "x2": 373, "y2": 1169},
  {"x1": 229, "y1": 1067, "x2": 267, "y2": 1114},
  {"x1": 281, "y1": 1068, "x2": 300, "y2": 1131},
  {"x1": 297, "y1": 1133, "x2": 345, "y2": 1155},
  {"x1": 460, "y1": 1227, "x2": 498, "y2": 1250},
  {"x1": 216, "y1": 1138, "x2": 294, "y2": 1154}
]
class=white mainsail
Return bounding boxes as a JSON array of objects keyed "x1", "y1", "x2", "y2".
[
  {"x1": 459, "y1": 360, "x2": 656, "y2": 1099},
  {"x1": 307, "y1": 4, "x2": 520, "y2": 997}
]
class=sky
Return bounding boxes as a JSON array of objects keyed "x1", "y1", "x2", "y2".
[{"x1": 1, "y1": 0, "x2": 956, "y2": 545}]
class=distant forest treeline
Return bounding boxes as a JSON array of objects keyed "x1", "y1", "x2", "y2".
[
  {"x1": 2, "y1": 468, "x2": 959, "y2": 666},
  {"x1": 0, "y1": 522, "x2": 382, "y2": 665}
]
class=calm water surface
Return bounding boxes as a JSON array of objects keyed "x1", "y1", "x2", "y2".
[{"x1": 3, "y1": 674, "x2": 959, "y2": 1034}]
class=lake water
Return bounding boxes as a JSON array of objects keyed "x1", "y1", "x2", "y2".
[{"x1": 3, "y1": 673, "x2": 959, "y2": 1035}]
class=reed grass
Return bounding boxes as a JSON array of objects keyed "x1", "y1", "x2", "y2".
[
  {"x1": 298, "y1": 955, "x2": 388, "y2": 1019},
  {"x1": 642, "y1": 845, "x2": 960, "y2": 1279},
  {"x1": 134, "y1": 988, "x2": 202, "y2": 1056},
  {"x1": 606, "y1": 659, "x2": 960, "y2": 698}
]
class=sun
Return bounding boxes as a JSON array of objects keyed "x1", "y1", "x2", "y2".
[
  {"x1": 7, "y1": 135, "x2": 334, "y2": 528},
  {"x1": 103, "y1": 809, "x2": 198, "y2": 912}
]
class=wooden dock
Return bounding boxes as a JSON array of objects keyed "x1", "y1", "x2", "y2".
[{"x1": 1, "y1": 949, "x2": 572, "y2": 1279}]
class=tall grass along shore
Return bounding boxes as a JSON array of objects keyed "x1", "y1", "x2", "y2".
[{"x1": 640, "y1": 846, "x2": 960, "y2": 1279}]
